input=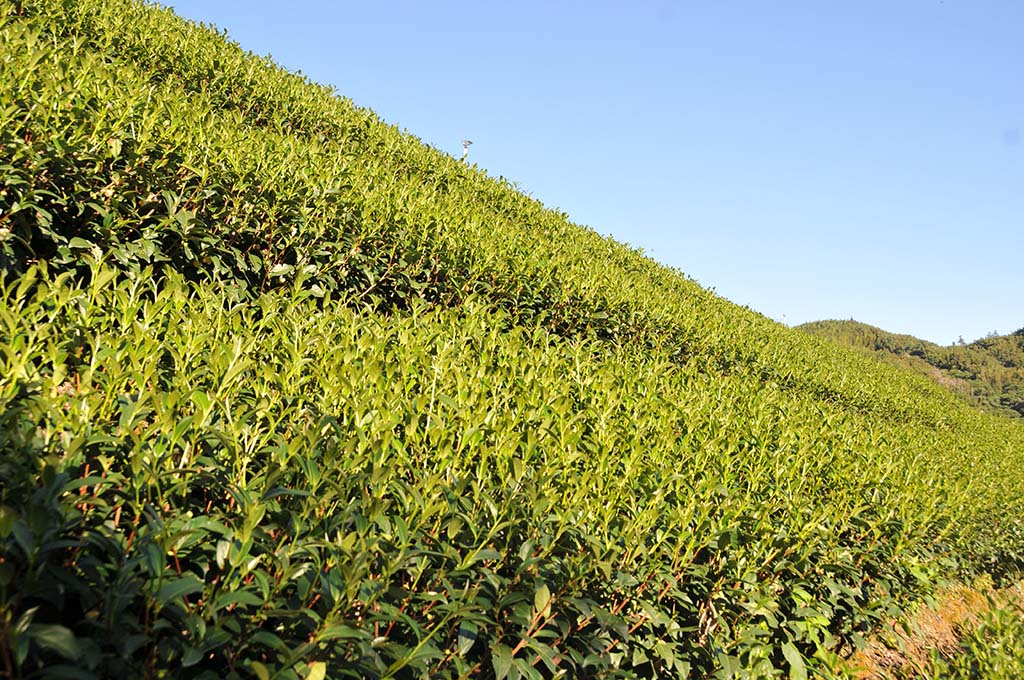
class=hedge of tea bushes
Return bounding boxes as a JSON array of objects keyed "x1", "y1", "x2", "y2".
[
  {"x1": 0, "y1": 0, "x2": 991, "y2": 427},
  {"x1": 3, "y1": 264, "x2": 1021, "y2": 678},
  {"x1": 3, "y1": 1, "x2": 1024, "y2": 677}
]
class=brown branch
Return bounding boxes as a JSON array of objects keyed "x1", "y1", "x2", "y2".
[{"x1": 0, "y1": 627, "x2": 15, "y2": 680}]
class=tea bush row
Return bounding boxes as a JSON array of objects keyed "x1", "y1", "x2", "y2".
[
  {"x1": 3, "y1": 264, "x2": 1022, "y2": 677},
  {"x1": 1, "y1": 0, "x2": 992, "y2": 428}
]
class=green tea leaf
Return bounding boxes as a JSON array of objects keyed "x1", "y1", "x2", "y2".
[
  {"x1": 251, "y1": 662, "x2": 271, "y2": 680},
  {"x1": 457, "y1": 621, "x2": 478, "y2": 656},
  {"x1": 306, "y1": 661, "x2": 326, "y2": 680},
  {"x1": 534, "y1": 583, "x2": 552, "y2": 619},
  {"x1": 28, "y1": 625, "x2": 81, "y2": 660},
  {"x1": 157, "y1": 574, "x2": 204, "y2": 605},
  {"x1": 781, "y1": 642, "x2": 807, "y2": 680},
  {"x1": 491, "y1": 642, "x2": 513, "y2": 680}
]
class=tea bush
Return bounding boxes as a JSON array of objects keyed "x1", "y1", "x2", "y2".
[{"x1": 2, "y1": 1, "x2": 1023, "y2": 677}]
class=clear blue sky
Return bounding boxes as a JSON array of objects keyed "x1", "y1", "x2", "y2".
[{"x1": 166, "y1": 1, "x2": 1022, "y2": 345}]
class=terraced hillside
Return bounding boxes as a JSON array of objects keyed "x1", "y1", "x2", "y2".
[{"x1": 2, "y1": 1, "x2": 1023, "y2": 677}]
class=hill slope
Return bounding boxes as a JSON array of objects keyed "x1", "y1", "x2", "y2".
[
  {"x1": 2, "y1": 1, "x2": 1024, "y2": 677},
  {"x1": 799, "y1": 320, "x2": 1024, "y2": 419}
]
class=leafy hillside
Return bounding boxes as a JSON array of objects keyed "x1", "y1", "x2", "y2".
[
  {"x1": 798, "y1": 321, "x2": 1024, "y2": 419},
  {"x1": 2, "y1": 1, "x2": 1024, "y2": 678}
]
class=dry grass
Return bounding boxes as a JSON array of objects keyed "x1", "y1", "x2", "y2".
[{"x1": 842, "y1": 580, "x2": 1024, "y2": 679}]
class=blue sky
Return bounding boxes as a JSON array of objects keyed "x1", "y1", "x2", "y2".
[{"x1": 166, "y1": 1, "x2": 1022, "y2": 345}]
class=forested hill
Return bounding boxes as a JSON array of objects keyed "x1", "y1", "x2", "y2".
[{"x1": 798, "y1": 320, "x2": 1024, "y2": 419}]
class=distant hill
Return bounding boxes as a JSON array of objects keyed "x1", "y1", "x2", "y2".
[{"x1": 798, "y1": 320, "x2": 1024, "y2": 418}]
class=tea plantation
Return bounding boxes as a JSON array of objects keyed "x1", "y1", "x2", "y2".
[{"x1": 2, "y1": 1, "x2": 1023, "y2": 677}]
